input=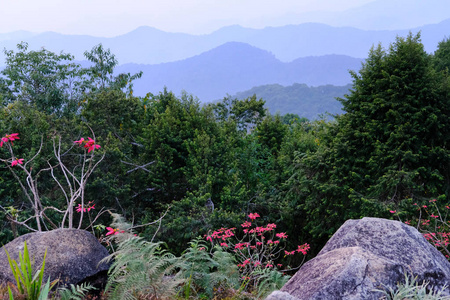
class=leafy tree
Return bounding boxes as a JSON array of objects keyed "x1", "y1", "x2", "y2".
[
  {"x1": 433, "y1": 37, "x2": 450, "y2": 73},
  {"x1": 210, "y1": 95, "x2": 266, "y2": 131},
  {"x1": 335, "y1": 32, "x2": 450, "y2": 201},
  {"x1": 281, "y1": 113, "x2": 309, "y2": 125},
  {"x1": 255, "y1": 114, "x2": 288, "y2": 156},
  {"x1": 281, "y1": 33, "x2": 450, "y2": 252},
  {"x1": 0, "y1": 42, "x2": 84, "y2": 116},
  {"x1": 83, "y1": 44, "x2": 143, "y2": 96}
]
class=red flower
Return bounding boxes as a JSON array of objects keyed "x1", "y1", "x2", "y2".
[
  {"x1": 85, "y1": 137, "x2": 101, "y2": 153},
  {"x1": 1, "y1": 133, "x2": 19, "y2": 147},
  {"x1": 276, "y1": 232, "x2": 288, "y2": 239},
  {"x1": 266, "y1": 223, "x2": 277, "y2": 230},
  {"x1": 76, "y1": 201, "x2": 95, "y2": 213},
  {"x1": 11, "y1": 158, "x2": 24, "y2": 166},
  {"x1": 106, "y1": 227, "x2": 120, "y2": 236},
  {"x1": 74, "y1": 137, "x2": 101, "y2": 153},
  {"x1": 248, "y1": 213, "x2": 260, "y2": 220},
  {"x1": 74, "y1": 138, "x2": 85, "y2": 145},
  {"x1": 241, "y1": 221, "x2": 252, "y2": 228},
  {"x1": 297, "y1": 243, "x2": 310, "y2": 255}
]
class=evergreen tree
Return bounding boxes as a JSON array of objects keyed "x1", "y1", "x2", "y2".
[{"x1": 283, "y1": 33, "x2": 450, "y2": 246}]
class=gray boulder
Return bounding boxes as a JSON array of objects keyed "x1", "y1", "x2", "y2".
[
  {"x1": 267, "y1": 217, "x2": 450, "y2": 300},
  {"x1": 0, "y1": 228, "x2": 110, "y2": 286}
]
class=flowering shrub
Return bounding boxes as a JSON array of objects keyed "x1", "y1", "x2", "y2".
[
  {"x1": 393, "y1": 198, "x2": 450, "y2": 259},
  {"x1": 205, "y1": 213, "x2": 309, "y2": 284},
  {"x1": 1, "y1": 132, "x2": 104, "y2": 231}
]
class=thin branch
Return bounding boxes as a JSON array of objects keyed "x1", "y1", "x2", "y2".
[{"x1": 121, "y1": 160, "x2": 155, "y2": 173}]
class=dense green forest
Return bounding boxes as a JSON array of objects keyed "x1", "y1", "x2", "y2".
[{"x1": 1, "y1": 32, "x2": 450, "y2": 277}]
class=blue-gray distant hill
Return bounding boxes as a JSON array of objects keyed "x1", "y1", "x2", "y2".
[
  {"x1": 233, "y1": 83, "x2": 351, "y2": 120},
  {"x1": 116, "y1": 42, "x2": 363, "y2": 101},
  {"x1": 0, "y1": 19, "x2": 448, "y2": 66}
]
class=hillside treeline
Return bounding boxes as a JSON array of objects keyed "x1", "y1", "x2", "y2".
[{"x1": 1, "y1": 33, "x2": 450, "y2": 258}]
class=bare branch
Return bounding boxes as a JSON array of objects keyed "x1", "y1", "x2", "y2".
[{"x1": 121, "y1": 160, "x2": 155, "y2": 173}]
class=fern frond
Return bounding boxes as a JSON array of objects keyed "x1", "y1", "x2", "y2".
[
  {"x1": 254, "y1": 268, "x2": 291, "y2": 299},
  {"x1": 58, "y1": 282, "x2": 97, "y2": 300},
  {"x1": 180, "y1": 237, "x2": 240, "y2": 298},
  {"x1": 104, "y1": 232, "x2": 185, "y2": 300}
]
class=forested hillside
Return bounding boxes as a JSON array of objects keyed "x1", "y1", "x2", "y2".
[
  {"x1": 1, "y1": 33, "x2": 450, "y2": 297},
  {"x1": 233, "y1": 83, "x2": 352, "y2": 119}
]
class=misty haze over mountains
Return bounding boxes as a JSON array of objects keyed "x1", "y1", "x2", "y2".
[
  {"x1": 1, "y1": 0, "x2": 449, "y2": 118},
  {"x1": 115, "y1": 43, "x2": 363, "y2": 101},
  {"x1": 1, "y1": 19, "x2": 448, "y2": 66}
]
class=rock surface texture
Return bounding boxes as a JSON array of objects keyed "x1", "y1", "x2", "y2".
[
  {"x1": 0, "y1": 229, "x2": 110, "y2": 286},
  {"x1": 266, "y1": 217, "x2": 450, "y2": 300}
]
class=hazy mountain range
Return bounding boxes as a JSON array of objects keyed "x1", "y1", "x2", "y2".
[
  {"x1": 0, "y1": 19, "x2": 448, "y2": 66},
  {"x1": 0, "y1": 14, "x2": 449, "y2": 118},
  {"x1": 274, "y1": 0, "x2": 450, "y2": 31},
  {"x1": 116, "y1": 42, "x2": 363, "y2": 101}
]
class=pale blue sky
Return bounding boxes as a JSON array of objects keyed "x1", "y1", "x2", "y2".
[{"x1": 0, "y1": 0, "x2": 448, "y2": 37}]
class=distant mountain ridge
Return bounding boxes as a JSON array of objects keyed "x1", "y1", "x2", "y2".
[
  {"x1": 0, "y1": 19, "x2": 448, "y2": 66},
  {"x1": 115, "y1": 42, "x2": 363, "y2": 101}
]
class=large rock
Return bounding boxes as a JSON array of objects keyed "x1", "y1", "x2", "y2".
[
  {"x1": 0, "y1": 229, "x2": 110, "y2": 286},
  {"x1": 267, "y1": 217, "x2": 450, "y2": 300}
]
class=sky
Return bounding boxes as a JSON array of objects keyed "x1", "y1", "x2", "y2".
[
  {"x1": 0, "y1": 0, "x2": 376, "y2": 37},
  {"x1": 0, "y1": 0, "x2": 449, "y2": 37}
]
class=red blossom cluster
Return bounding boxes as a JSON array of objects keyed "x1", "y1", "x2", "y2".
[
  {"x1": 74, "y1": 137, "x2": 101, "y2": 153},
  {"x1": 11, "y1": 158, "x2": 24, "y2": 166},
  {"x1": 1, "y1": 133, "x2": 25, "y2": 166},
  {"x1": 424, "y1": 232, "x2": 450, "y2": 248},
  {"x1": 1, "y1": 133, "x2": 19, "y2": 147},
  {"x1": 205, "y1": 212, "x2": 310, "y2": 280},
  {"x1": 396, "y1": 198, "x2": 450, "y2": 260},
  {"x1": 76, "y1": 201, "x2": 96, "y2": 213}
]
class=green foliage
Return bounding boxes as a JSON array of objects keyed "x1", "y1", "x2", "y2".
[
  {"x1": 104, "y1": 237, "x2": 184, "y2": 300},
  {"x1": 102, "y1": 214, "x2": 184, "y2": 300},
  {"x1": 281, "y1": 113, "x2": 309, "y2": 125},
  {"x1": 4, "y1": 241, "x2": 57, "y2": 300},
  {"x1": 210, "y1": 94, "x2": 266, "y2": 131},
  {"x1": 433, "y1": 37, "x2": 450, "y2": 73},
  {"x1": 180, "y1": 237, "x2": 240, "y2": 298},
  {"x1": 57, "y1": 282, "x2": 97, "y2": 300},
  {"x1": 234, "y1": 83, "x2": 350, "y2": 120},
  {"x1": 375, "y1": 272, "x2": 450, "y2": 300},
  {"x1": 253, "y1": 268, "x2": 290, "y2": 299},
  {"x1": 83, "y1": 44, "x2": 143, "y2": 95},
  {"x1": 0, "y1": 42, "x2": 85, "y2": 116},
  {"x1": 279, "y1": 32, "x2": 450, "y2": 250},
  {"x1": 3, "y1": 34, "x2": 450, "y2": 292},
  {"x1": 336, "y1": 32, "x2": 450, "y2": 201}
]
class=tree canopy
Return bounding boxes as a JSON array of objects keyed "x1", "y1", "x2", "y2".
[{"x1": 1, "y1": 34, "x2": 450, "y2": 261}]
